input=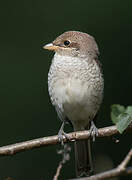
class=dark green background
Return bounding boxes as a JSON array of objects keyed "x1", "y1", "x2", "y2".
[{"x1": 0, "y1": 0, "x2": 131, "y2": 179}]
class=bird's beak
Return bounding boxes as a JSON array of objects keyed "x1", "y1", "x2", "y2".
[{"x1": 43, "y1": 43, "x2": 59, "y2": 51}]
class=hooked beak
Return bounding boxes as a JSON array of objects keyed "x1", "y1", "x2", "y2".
[{"x1": 43, "y1": 43, "x2": 59, "y2": 51}]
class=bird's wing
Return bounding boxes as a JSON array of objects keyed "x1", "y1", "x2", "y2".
[
  {"x1": 55, "y1": 105, "x2": 73, "y2": 126},
  {"x1": 55, "y1": 105, "x2": 66, "y2": 122}
]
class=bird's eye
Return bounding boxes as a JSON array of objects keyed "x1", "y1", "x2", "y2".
[{"x1": 64, "y1": 40, "x2": 70, "y2": 46}]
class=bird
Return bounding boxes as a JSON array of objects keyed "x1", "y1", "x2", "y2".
[{"x1": 43, "y1": 31, "x2": 104, "y2": 177}]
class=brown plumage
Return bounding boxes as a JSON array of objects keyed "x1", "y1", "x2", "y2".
[{"x1": 44, "y1": 31, "x2": 104, "y2": 177}]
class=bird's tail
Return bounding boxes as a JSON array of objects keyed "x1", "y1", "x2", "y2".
[{"x1": 74, "y1": 139, "x2": 93, "y2": 177}]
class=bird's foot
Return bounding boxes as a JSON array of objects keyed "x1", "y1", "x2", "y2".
[
  {"x1": 58, "y1": 122, "x2": 69, "y2": 145},
  {"x1": 90, "y1": 121, "x2": 98, "y2": 141},
  {"x1": 58, "y1": 130, "x2": 69, "y2": 145}
]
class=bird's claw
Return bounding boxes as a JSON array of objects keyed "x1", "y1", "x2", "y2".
[
  {"x1": 90, "y1": 121, "x2": 98, "y2": 141},
  {"x1": 58, "y1": 130, "x2": 69, "y2": 145},
  {"x1": 58, "y1": 122, "x2": 70, "y2": 145}
]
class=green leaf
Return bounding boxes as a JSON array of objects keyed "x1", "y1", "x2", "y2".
[
  {"x1": 116, "y1": 113, "x2": 132, "y2": 133},
  {"x1": 111, "y1": 104, "x2": 125, "y2": 124},
  {"x1": 125, "y1": 106, "x2": 132, "y2": 116}
]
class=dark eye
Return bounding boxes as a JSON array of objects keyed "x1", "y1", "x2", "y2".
[{"x1": 64, "y1": 40, "x2": 70, "y2": 46}]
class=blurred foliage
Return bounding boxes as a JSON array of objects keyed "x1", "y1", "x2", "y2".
[
  {"x1": 5, "y1": 178, "x2": 14, "y2": 180},
  {"x1": 111, "y1": 105, "x2": 132, "y2": 133}
]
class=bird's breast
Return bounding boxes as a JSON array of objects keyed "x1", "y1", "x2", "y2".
[
  {"x1": 49, "y1": 75, "x2": 101, "y2": 125},
  {"x1": 53, "y1": 76, "x2": 89, "y2": 106},
  {"x1": 48, "y1": 54, "x2": 103, "y2": 128}
]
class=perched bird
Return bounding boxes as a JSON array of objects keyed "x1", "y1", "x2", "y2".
[{"x1": 43, "y1": 31, "x2": 104, "y2": 177}]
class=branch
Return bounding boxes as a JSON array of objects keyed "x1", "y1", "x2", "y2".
[
  {"x1": 0, "y1": 124, "x2": 131, "y2": 156},
  {"x1": 69, "y1": 149, "x2": 132, "y2": 180},
  {"x1": 53, "y1": 162, "x2": 63, "y2": 180},
  {"x1": 53, "y1": 144, "x2": 71, "y2": 180}
]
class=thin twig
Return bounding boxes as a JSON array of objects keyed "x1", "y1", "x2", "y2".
[
  {"x1": 53, "y1": 144, "x2": 71, "y2": 180},
  {"x1": 69, "y1": 149, "x2": 132, "y2": 180},
  {"x1": 0, "y1": 124, "x2": 131, "y2": 156},
  {"x1": 53, "y1": 162, "x2": 63, "y2": 180},
  {"x1": 118, "y1": 149, "x2": 132, "y2": 170}
]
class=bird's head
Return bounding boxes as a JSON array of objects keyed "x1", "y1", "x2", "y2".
[{"x1": 43, "y1": 31, "x2": 99, "y2": 58}]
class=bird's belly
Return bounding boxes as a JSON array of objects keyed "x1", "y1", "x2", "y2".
[{"x1": 52, "y1": 77, "x2": 98, "y2": 128}]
